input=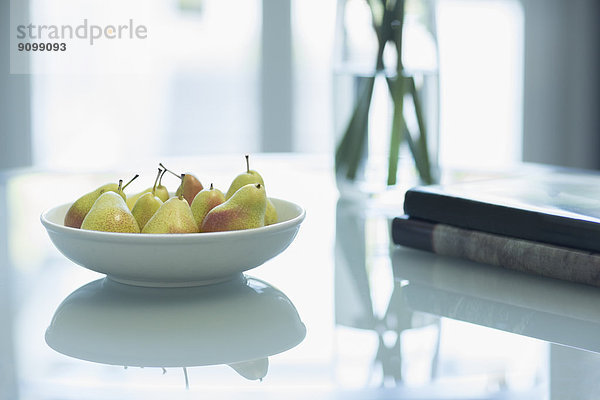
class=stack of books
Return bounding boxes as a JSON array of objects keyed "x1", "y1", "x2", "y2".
[{"x1": 391, "y1": 165, "x2": 600, "y2": 287}]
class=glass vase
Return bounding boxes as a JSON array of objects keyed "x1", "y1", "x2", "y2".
[{"x1": 333, "y1": 0, "x2": 440, "y2": 197}]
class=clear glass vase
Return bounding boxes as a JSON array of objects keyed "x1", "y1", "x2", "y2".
[{"x1": 333, "y1": 0, "x2": 440, "y2": 197}]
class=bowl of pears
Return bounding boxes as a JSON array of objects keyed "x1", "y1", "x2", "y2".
[{"x1": 41, "y1": 156, "x2": 305, "y2": 287}]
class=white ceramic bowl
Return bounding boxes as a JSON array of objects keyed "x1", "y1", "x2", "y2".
[{"x1": 41, "y1": 198, "x2": 305, "y2": 287}]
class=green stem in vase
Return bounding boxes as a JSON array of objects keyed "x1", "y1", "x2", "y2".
[
  {"x1": 335, "y1": 78, "x2": 371, "y2": 170},
  {"x1": 385, "y1": 76, "x2": 431, "y2": 185},
  {"x1": 402, "y1": 119, "x2": 422, "y2": 175},
  {"x1": 386, "y1": 0, "x2": 406, "y2": 186},
  {"x1": 408, "y1": 76, "x2": 433, "y2": 184},
  {"x1": 387, "y1": 77, "x2": 405, "y2": 186},
  {"x1": 345, "y1": 77, "x2": 375, "y2": 180},
  {"x1": 336, "y1": 0, "x2": 390, "y2": 181}
]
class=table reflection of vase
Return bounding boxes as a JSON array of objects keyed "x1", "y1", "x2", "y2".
[
  {"x1": 45, "y1": 275, "x2": 306, "y2": 382},
  {"x1": 334, "y1": 0, "x2": 440, "y2": 196},
  {"x1": 334, "y1": 197, "x2": 439, "y2": 385}
]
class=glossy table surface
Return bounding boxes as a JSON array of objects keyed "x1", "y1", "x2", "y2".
[{"x1": 1, "y1": 154, "x2": 600, "y2": 399}]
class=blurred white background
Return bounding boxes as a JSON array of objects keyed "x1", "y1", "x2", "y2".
[
  {"x1": 1, "y1": 0, "x2": 599, "y2": 171},
  {"x1": 4, "y1": 0, "x2": 529, "y2": 171}
]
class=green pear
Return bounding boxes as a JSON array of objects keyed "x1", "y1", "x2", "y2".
[
  {"x1": 64, "y1": 175, "x2": 138, "y2": 229},
  {"x1": 226, "y1": 155, "x2": 278, "y2": 225},
  {"x1": 225, "y1": 154, "x2": 264, "y2": 199},
  {"x1": 126, "y1": 189, "x2": 149, "y2": 210},
  {"x1": 160, "y1": 163, "x2": 203, "y2": 205},
  {"x1": 202, "y1": 183, "x2": 266, "y2": 232},
  {"x1": 131, "y1": 168, "x2": 164, "y2": 230},
  {"x1": 190, "y1": 183, "x2": 225, "y2": 230},
  {"x1": 132, "y1": 192, "x2": 163, "y2": 229},
  {"x1": 265, "y1": 200, "x2": 278, "y2": 225},
  {"x1": 142, "y1": 195, "x2": 199, "y2": 234},
  {"x1": 126, "y1": 169, "x2": 169, "y2": 210},
  {"x1": 81, "y1": 192, "x2": 140, "y2": 233}
]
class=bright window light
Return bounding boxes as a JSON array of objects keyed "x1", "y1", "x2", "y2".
[{"x1": 437, "y1": 0, "x2": 524, "y2": 169}]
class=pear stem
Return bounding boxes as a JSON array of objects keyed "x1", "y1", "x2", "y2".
[
  {"x1": 158, "y1": 167, "x2": 167, "y2": 186},
  {"x1": 159, "y1": 163, "x2": 183, "y2": 180},
  {"x1": 152, "y1": 168, "x2": 162, "y2": 195},
  {"x1": 118, "y1": 179, "x2": 123, "y2": 191},
  {"x1": 210, "y1": 183, "x2": 214, "y2": 190},
  {"x1": 121, "y1": 174, "x2": 139, "y2": 191},
  {"x1": 245, "y1": 154, "x2": 250, "y2": 173}
]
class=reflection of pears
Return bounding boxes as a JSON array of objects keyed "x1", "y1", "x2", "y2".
[
  {"x1": 126, "y1": 169, "x2": 169, "y2": 210},
  {"x1": 190, "y1": 183, "x2": 225, "y2": 230},
  {"x1": 228, "y1": 358, "x2": 269, "y2": 381},
  {"x1": 81, "y1": 192, "x2": 140, "y2": 233},
  {"x1": 142, "y1": 195, "x2": 199, "y2": 234},
  {"x1": 131, "y1": 168, "x2": 164, "y2": 230},
  {"x1": 65, "y1": 175, "x2": 138, "y2": 229},
  {"x1": 161, "y1": 163, "x2": 203, "y2": 205},
  {"x1": 202, "y1": 183, "x2": 266, "y2": 232},
  {"x1": 226, "y1": 155, "x2": 277, "y2": 226}
]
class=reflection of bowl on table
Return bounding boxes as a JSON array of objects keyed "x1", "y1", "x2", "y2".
[
  {"x1": 45, "y1": 275, "x2": 306, "y2": 379},
  {"x1": 40, "y1": 198, "x2": 305, "y2": 287}
]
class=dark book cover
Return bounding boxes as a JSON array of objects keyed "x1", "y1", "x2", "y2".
[
  {"x1": 391, "y1": 216, "x2": 600, "y2": 287},
  {"x1": 403, "y1": 166, "x2": 600, "y2": 253}
]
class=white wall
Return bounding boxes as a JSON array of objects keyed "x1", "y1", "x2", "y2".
[
  {"x1": 0, "y1": 0, "x2": 32, "y2": 170},
  {"x1": 521, "y1": 0, "x2": 600, "y2": 170}
]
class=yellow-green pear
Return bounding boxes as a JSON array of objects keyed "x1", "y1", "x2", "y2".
[
  {"x1": 126, "y1": 189, "x2": 149, "y2": 210},
  {"x1": 142, "y1": 195, "x2": 199, "y2": 234},
  {"x1": 126, "y1": 169, "x2": 169, "y2": 210},
  {"x1": 226, "y1": 155, "x2": 277, "y2": 226},
  {"x1": 81, "y1": 192, "x2": 140, "y2": 233},
  {"x1": 265, "y1": 200, "x2": 278, "y2": 225},
  {"x1": 190, "y1": 183, "x2": 226, "y2": 230},
  {"x1": 202, "y1": 183, "x2": 266, "y2": 232},
  {"x1": 132, "y1": 192, "x2": 163, "y2": 229},
  {"x1": 65, "y1": 175, "x2": 138, "y2": 229},
  {"x1": 225, "y1": 154, "x2": 264, "y2": 199},
  {"x1": 160, "y1": 163, "x2": 203, "y2": 205},
  {"x1": 131, "y1": 168, "x2": 164, "y2": 229}
]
